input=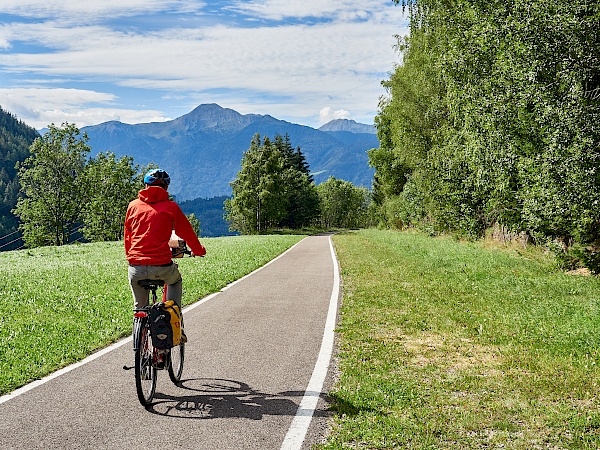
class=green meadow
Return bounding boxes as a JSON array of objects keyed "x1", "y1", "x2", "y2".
[
  {"x1": 322, "y1": 229, "x2": 600, "y2": 449},
  {"x1": 0, "y1": 234, "x2": 304, "y2": 395}
]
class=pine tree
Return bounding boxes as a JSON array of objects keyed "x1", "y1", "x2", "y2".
[{"x1": 226, "y1": 133, "x2": 319, "y2": 233}]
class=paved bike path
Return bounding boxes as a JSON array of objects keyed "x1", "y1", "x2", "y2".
[{"x1": 1, "y1": 234, "x2": 339, "y2": 450}]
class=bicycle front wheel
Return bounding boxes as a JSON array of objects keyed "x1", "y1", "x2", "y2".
[
  {"x1": 168, "y1": 342, "x2": 185, "y2": 383},
  {"x1": 134, "y1": 319, "x2": 157, "y2": 406}
]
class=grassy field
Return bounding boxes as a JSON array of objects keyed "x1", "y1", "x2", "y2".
[
  {"x1": 321, "y1": 229, "x2": 600, "y2": 449},
  {"x1": 0, "y1": 234, "x2": 304, "y2": 395}
]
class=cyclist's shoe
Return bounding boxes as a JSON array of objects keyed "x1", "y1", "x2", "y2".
[{"x1": 181, "y1": 330, "x2": 188, "y2": 344}]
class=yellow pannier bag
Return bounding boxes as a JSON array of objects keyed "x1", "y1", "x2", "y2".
[{"x1": 149, "y1": 300, "x2": 181, "y2": 349}]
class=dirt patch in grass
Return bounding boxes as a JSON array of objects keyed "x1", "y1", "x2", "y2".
[
  {"x1": 566, "y1": 267, "x2": 592, "y2": 276},
  {"x1": 401, "y1": 333, "x2": 503, "y2": 374}
]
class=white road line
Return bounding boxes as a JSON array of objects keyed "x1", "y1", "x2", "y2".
[
  {"x1": 0, "y1": 237, "x2": 306, "y2": 406},
  {"x1": 280, "y1": 235, "x2": 340, "y2": 450}
]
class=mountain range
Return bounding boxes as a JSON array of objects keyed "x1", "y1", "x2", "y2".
[{"x1": 82, "y1": 104, "x2": 379, "y2": 201}]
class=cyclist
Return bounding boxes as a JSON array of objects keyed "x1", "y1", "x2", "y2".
[{"x1": 124, "y1": 168, "x2": 206, "y2": 343}]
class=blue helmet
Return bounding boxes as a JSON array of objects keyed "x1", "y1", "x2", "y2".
[{"x1": 143, "y1": 168, "x2": 170, "y2": 187}]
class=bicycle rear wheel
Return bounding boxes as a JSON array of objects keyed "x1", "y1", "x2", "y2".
[
  {"x1": 134, "y1": 319, "x2": 157, "y2": 406},
  {"x1": 168, "y1": 342, "x2": 185, "y2": 383}
]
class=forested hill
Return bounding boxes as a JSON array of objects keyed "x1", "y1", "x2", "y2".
[
  {"x1": 0, "y1": 108, "x2": 40, "y2": 237},
  {"x1": 178, "y1": 195, "x2": 233, "y2": 237}
]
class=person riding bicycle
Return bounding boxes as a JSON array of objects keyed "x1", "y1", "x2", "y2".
[{"x1": 124, "y1": 168, "x2": 206, "y2": 343}]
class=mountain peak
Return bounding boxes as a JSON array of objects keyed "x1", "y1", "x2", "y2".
[
  {"x1": 175, "y1": 103, "x2": 251, "y2": 131},
  {"x1": 318, "y1": 119, "x2": 376, "y2": 134}
]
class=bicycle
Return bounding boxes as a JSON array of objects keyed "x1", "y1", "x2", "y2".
[{"x1": 132, "y1": 244, "x2": 190, "y2": 406}]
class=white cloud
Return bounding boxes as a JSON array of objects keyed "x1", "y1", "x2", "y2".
[
  {"x1": 227, "y1": 0, "x2": 384, "y2": 21},
  {"x1": 319, "y1": 107, "x2": 351, "y2": 124},
  {"x1": 0, "y1": 1, "x2": 207, "y2": 21},
  {"x1": 0, "y1": 2, "x2": 407, "y2": 129},
  {"x1": 0, "y1": 19, "x2": 399, "y2": 91},
  {"x1": 0, "y1": 88, "x2": 169, "y2": 129}
]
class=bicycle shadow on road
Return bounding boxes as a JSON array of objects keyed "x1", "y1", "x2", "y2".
[{"x1": 145, "y1": 377, "x2": 331, "y2": 420}]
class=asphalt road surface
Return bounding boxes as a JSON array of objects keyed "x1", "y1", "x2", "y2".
[{"x1": 1, "y1": 234, "x2": 340, "y2": 450}]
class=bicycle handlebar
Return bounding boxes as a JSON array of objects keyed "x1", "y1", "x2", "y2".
[
  {"x1": 171, "y1": 247, "x2": 192, "y2": 258},
  {"x1": 170, "y1": 239, "x2": 190, "y2": 258},
  {"x1": 170, "y1": 239, "x2": 204, "y2": 258}
]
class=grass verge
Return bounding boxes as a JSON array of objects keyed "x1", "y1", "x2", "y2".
[
  {"x1": 320, "y1": 229, "x2": 600, "y2": 449},
  {"x1": 0, "y1": 234, "x2": 304, "y2": 395}
]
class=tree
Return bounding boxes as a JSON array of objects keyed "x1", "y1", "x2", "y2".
[
  {"x1": 225, "y1": 134, "x2": 266, "y2": 233},
  {"x1": 0, "y1": 107, "x2": 39, "y2": 237},
  {"x1": 370, "y1": 23, "x2": 448, "y2": 231},
  {"x1": 226, "y1": 134, "x2": 287, "y2": 233},
  {"x1": 316, "y1": 177, "x2": 371, "y2": 229},
  {"x1": 81, "y1": 151, "x2": 138, "y2": 241},
  {"x1": 376, "y1": 0, "x2": 600, "y2": 253},
  {"x1": 225, "y1": 133, "x2": 319, "y2": 233},
  {"x1": 186, "y1": 213, "x2": 201, "y2": 236},
  {"x1": 273, "y1": 133, "x2": 319, "y2": 228},
  {"x1": 13, "y1": 123, "x2": 90, "y2": 247}
]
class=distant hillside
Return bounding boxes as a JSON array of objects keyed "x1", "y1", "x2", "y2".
[
  {"x1": 83, "y1": 104, "x2": 378, "y2": 201},
  {"x1": 178, "y1": 195, "x2": 234, "y2": 237},
  {"x1": 0, "y1": 107, "x2": 40, "y2": 241}
]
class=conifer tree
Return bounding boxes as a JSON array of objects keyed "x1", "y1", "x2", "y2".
[{"x1": 226, "y1": 133, "x2": 319, "y2": 233}]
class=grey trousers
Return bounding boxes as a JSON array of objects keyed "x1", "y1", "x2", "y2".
[{"x1": 128, "y1": 262, "x2": 183, "y2": 311}]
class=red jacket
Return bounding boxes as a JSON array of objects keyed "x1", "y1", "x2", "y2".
[{"x1": 124, "y1": 186, "x2": 206, "y2": 265}]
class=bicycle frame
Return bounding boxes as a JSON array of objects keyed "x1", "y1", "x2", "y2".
[{"x1": 132, "y1": 282, "x2": 161, "y2": 351}]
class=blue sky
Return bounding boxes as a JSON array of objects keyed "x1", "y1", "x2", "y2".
[{"x1": 0, "y1": 1, "x2": 407, "y2": 130}]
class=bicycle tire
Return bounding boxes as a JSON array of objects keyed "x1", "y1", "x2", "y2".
[
  {"x1": 134, "y1": 319, "x2": 157, "y2": 406},
  {"x1": 168, "y1": 342, "x2": 185, "y2": 383}
]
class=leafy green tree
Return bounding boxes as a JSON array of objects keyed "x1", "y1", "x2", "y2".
[
  {"x1": 226, "y1": 134, "x2": 286, "y2": 233},
  {"x1": 316, "y1": 177, "x2": 371, "y2": 229},
  {"x1": 378, "y1": 0, "x2": 600, "y2": 258},
  {"x1": 370, "y1": 24, "x2": 448, "y2": 230},
  {"x1": 186, "y1": 213, "x2": 201, "y2": 236},
  {"x1": 225, "y1": 135, "x2": 263, "y2": 233},
  {"x1": 13, "y1": 123, "x2": 91, "y2": 247},
  {"x1": 81, "y1": 151, "x2": 138, "y2": 242}
]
